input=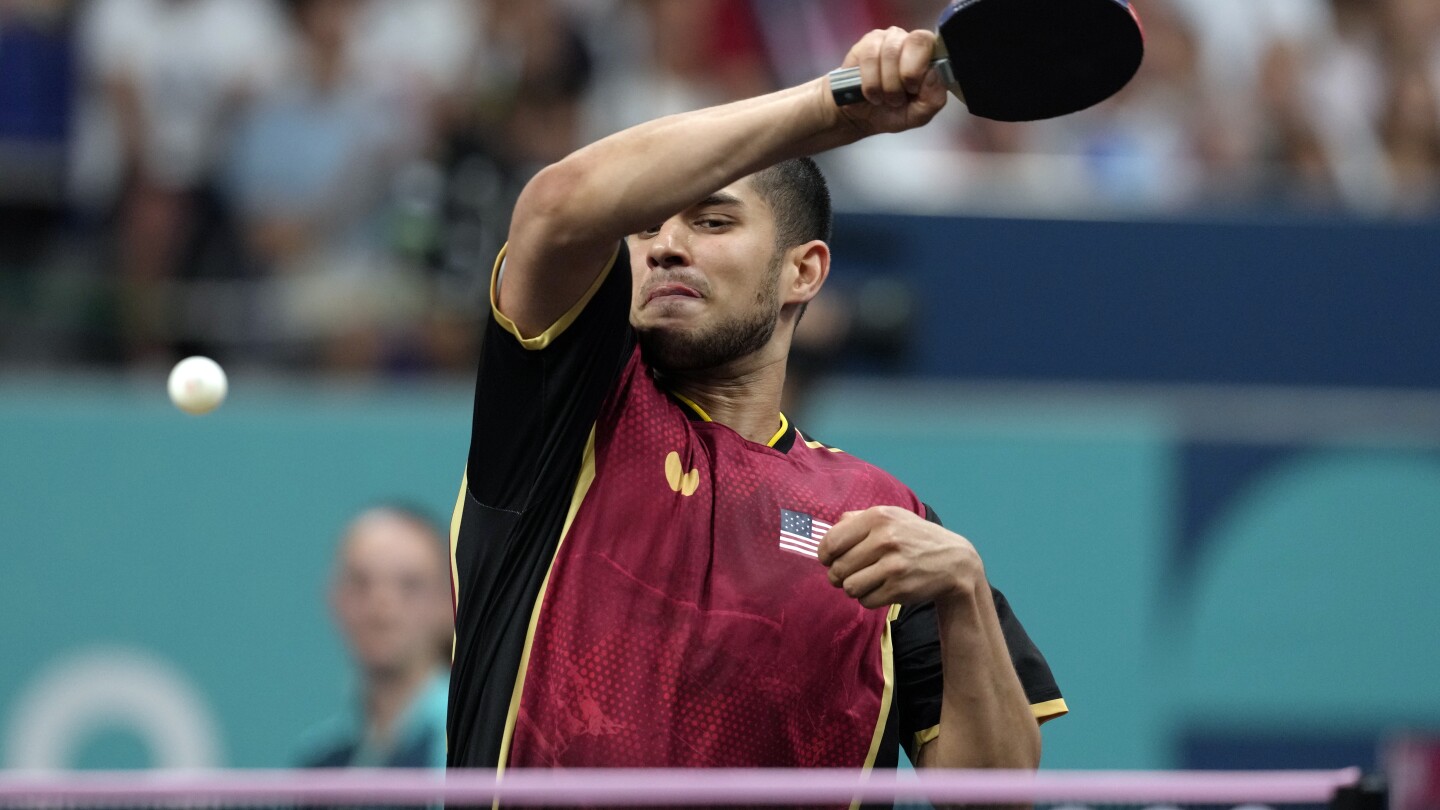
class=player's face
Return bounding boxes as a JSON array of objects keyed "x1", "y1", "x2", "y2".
[
  {"x1": 331, "y1": 515, "x2": 451, "y2": 677},
  {"x1": 627, "y1": 178, "x2": 786, "y2": 372}
]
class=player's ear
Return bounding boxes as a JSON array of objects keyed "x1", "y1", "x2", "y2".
[{"x1": 784, "y1": 240, "x2": 830, "y2": 306}]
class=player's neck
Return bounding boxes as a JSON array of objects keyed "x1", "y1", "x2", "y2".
[{"x1": 665, "y1": 354, "x2": 788, "y2": 445}]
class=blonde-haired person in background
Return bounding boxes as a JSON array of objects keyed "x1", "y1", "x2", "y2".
[{"x1": 295, "y1": 505, "x2": 453, "y2": 769}]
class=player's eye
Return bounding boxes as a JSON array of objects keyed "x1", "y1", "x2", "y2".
[
  {"x1": 639, "y1": 224, "x2": 662, "y2": 238},
  {"x1": 696, "y1": 217, "x2": 731, "y2": 230}
]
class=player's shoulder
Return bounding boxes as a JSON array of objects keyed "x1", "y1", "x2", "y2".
[
  {"x1": 791, "y1": 427, "x2": 915, "y2": 489},
  {"x1": 789, "y1": 423, "x2": 921, "y2": 504},
  {"x1": 792, "y1": 427, "x2": 849, "y2": 458}
]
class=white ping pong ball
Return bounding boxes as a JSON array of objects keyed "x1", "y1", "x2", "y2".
[{"x1": 167, "y1": 356, "x2": 228, "y2": 415}]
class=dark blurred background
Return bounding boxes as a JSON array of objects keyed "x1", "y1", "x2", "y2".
[{"x1": 3, "y1": 0, "x2": 1439, "y2": 379}]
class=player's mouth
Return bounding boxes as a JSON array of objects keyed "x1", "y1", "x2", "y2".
[{"x1": 645, "y1": 282, "x2": 704, "y2": 304}]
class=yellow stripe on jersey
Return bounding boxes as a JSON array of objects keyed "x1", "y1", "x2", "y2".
[
  {"x1": 446, "y1": 471, "x2": 469, "y2": 757},
  {"x1": 493, "y1": 426, "x2": 599, "y2": 800},
  {"x1": 669, "y1": 390, "x2": 714, "y2": 422},
  {"x1": 911, "y1": 696, "x2": 1070, "y2": 757},
  {"x1": 765, "y1": 413, "x2": 790, "y2": 448},
  {"x1": 449, "y1": 470, "x2": 467, "y2": 658},
  {"x1": 672, "y1": 394, "x2": 789, "y2": 449},
  {"x1": 914, "y1": 724, "x2": 941, "y2": 755},
  {"x1": 489, "y1": 242, "x2": 622, "y2": 350},
  {"x1": 850, "y1": 604, "x2": 902, "y2": 810},
  {"x1": 1032, "y1": 697, "x2": 1069, "y2": 723}
]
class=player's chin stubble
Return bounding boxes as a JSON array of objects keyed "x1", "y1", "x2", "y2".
[{"x1": 638, "y1": 256, "x2": 783, "y2": 373}]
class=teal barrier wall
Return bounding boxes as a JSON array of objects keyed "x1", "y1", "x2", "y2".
[
  {"x1": 0, "y1": 380, "x2": 470, "y2": 769},
  {"x1": 2, "y1": 378, "x2": 1437, "y2": 770}
]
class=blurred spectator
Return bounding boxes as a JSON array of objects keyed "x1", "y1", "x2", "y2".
[
  {"x1": 351, "y1": 0, "x2": 476, "y2": 109},
  {"x1": 745, "y1": 0, "x2": 894, "y2": 88},
  {"x1": 295, "y1": 505, "x2": 452, "y2": 769},
  {"x1": 224, "y1": 0, "x2": 436, "y2": 372},
  {"x1": 582, "y1": 0, "x2": 748, "y2": 138},
  {"x1": 445, "y1": 0, "x2": 593, "y2": 175},
  {"x1": 1379, "y1": 58, "x2": 1440, "y2": 213},
  {"x1": 1168, "y1": 0, "x2": 1334, "y2": 103},
  {"x1": 4, "y1": 0, "x2": 1440, "y2": 374},
  {"x1": 1277, "y1": 0, "x2": 1389, "y2": 211},
  {"x1": 1251, "y1": 38, "x2": 1337, "y2": 205},
  {"x1": 432, "y1": 0, "x2": 596, "y2": 338},
  {"x1": 1028, "y1": 0, "x2": 1209, "y2": 209},
  {"x1": 0, "y1": 0, "x2": 74, "y2": 270},
  {"x1": 72, "y1": 0, "x2": 286, "y2": 362},
  {"x1": 1376, "y1": 0, "x2": 1440, "y2": 213},
  {"x1": 0, "y1": 1, "x2": 76, "y2": 358}
]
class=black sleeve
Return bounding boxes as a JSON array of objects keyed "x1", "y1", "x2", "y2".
[
  {"x1": 465, "y1": 241, "x2": 637, "y2": 511},
  {"x1": 448, "y1": 243, "x2": 638, "y2": 769},
  {"x1": 892, "y1": 503, "x2": 1064, "y2": 761}
]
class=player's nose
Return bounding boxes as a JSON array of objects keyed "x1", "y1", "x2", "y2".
[{"x1": 647, "y1": 221, "x2": 691, "y2": 269}]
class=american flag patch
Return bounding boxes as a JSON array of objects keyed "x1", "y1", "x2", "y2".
[{"x1": 779, "y1": 508, "x2": 831, "y2": 558}]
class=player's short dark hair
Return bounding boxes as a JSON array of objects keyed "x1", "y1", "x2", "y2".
[{"x1": 749, "y1": 157, "x2": 833, "y2": 250}]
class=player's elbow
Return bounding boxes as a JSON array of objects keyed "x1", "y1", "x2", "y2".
[
  {"x1": 974, "y1": 726, "x2": 1041, "y2": 770},
  {"x1": 512, "y1": 162, "x2": 582, "y2": 240},
  {"x1": 512, "y1": 155, "x2": 621, "y2": 248},
  {"x1": 1017, "y1": 721, "x2": 1042, "y2": 769},
  {"x1": 998, "y1": 716, "x2": 1042, "y2": 769}
]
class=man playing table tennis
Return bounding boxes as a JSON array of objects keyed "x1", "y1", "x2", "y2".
[{"x1": 447, "y1": 26, "x2": 1067, "y2": 780}]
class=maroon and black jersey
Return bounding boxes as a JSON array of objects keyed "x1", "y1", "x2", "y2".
[{"x1": 448, "y1": 243, "x2": 1065, "y2": 778}]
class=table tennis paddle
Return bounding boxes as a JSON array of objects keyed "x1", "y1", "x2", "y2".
[{"x1": 828, "y1": 0, "x2": 1144, "y2": 122}]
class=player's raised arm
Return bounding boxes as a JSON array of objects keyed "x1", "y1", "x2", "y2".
[{"x1": 495, "y1": 27, "x2": 948, "y2": 339}]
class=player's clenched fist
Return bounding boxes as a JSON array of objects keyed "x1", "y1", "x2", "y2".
[
  {"x1": 818, "y1": 505, "x2": 984, "y2": 609},
  {"x1": 831, "y1": 27, "x2": 948, "y2": 136}
]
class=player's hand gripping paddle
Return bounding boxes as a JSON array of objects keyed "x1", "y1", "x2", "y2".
[{"x1": 828, "y1": 0, "x2": 1145, "y2": 122}]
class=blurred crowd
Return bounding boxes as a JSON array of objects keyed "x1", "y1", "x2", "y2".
[{"x1": 1, "y1": 0, "x2": 1439, "y2": 375}]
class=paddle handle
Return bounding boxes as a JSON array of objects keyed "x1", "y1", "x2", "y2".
[{"x1": 827, "y1": 58, "x2": 952, "y2": 106}]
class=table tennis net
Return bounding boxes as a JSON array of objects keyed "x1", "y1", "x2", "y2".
[{"x1": 0, "y1": 768, "x2": 1380, "y2": 810}]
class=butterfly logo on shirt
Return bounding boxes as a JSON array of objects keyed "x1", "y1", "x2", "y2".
[{"x1": 664, "y1": 451, "x2": 700, "y2": 496}]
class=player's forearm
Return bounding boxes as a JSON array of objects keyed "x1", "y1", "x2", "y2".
[
  {"x1": 920, "y1": 586, "x2": 1041, "y2": 770},
  {"x1": 517, "y1": 78, "x2": 853, "y2": 247}
]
